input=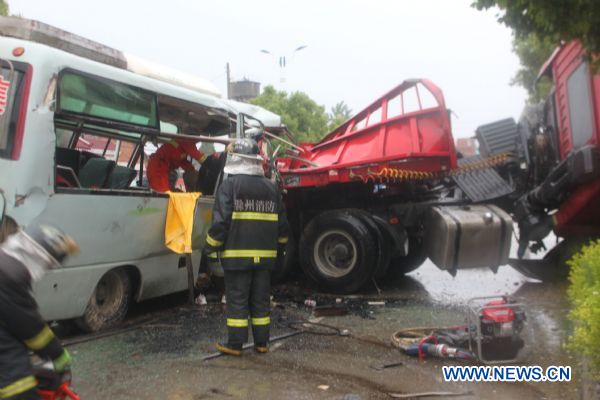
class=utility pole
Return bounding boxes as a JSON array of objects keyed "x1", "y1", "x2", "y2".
[{"x1": 226, "y1": 62, "x2": 231, "y2": 99}]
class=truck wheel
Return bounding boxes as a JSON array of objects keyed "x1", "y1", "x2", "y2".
[
  {"x1": 388, "y1": 236, "x2": 427, "y2": 276},
  {"x1": 347, "y1": 209, "x2": 391, "y2": 279},
  {"x1": 75, "y1": 269, "x2": 131, "y2": 332},
  {"x1": 300, "y1": 210, "x2": 377, "y2": 293}
]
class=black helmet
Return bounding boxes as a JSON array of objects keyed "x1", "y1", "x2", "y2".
[
  {"x1": 229, "y1": 138, "x2": 261, "y2": 160},
  {"x1": 24, "y1": 225, "x2": 79, "y2": 264}
]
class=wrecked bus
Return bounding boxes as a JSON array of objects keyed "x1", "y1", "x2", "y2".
[{"x1": 0, "y1": 17, "x2": 280, "y2": 332}]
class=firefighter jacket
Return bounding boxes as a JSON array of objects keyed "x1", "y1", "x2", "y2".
[
  {"x1": 205, "y1": 174, "x2": 289, "y2": 270},
  {"x1": 0, "y1": 248, "x2": 70, "y2": 398},
  {"x1": 147, "y1": 139, "x2": 207, "y2": 192}
]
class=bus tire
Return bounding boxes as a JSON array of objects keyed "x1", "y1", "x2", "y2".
[
  {"x1": 388, "y1": 236, "x2": 427, "y2": 276},
  {"x1": 75, "y1": 269, "x2": 131, "y2": 332},
  {"x1": 300, "y1": 210, "x2": 376, "y2": 293}
]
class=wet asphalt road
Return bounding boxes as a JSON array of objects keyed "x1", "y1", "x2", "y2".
[{"x1": 65, "y1": 259, "x2": 580, "y2": 400}]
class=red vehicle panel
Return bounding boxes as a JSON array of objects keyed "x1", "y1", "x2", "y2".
[
  {"x1": 547, "y1": 41, "x2": 600, "y2": 234},
  {"x1": 550, "y1": 41, "x2": 599, "y2": 160},
  {"x1": 277, "y1": 79, "x2": 456, "y2": 189}
]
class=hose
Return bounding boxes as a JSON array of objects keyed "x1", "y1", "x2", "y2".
[
  {"x1": 287, "y1": 320, "x2": 342, "y2": 336},
  {"x1": 350, "y1": 152, "x2": 512, "y2": 184}
]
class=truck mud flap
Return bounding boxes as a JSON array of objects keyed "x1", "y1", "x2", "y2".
[
  {"x1": 508, "y1": 239, "x2": 573, "y2": 282},
  {"x1": 453, "y1": 156, "x2": 514, "y2": 202}
]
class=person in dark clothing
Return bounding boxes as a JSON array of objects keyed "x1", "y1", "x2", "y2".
[
  {"x1": 204, "y1": 138, "x2": 289, "y2": 356},
  {"x1": 0, "y1": 225, "x2": 78, "y2": 399}
]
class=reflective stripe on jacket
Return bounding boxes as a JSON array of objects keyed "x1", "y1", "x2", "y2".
[
  {"x1": 205, "y1": 174, "x2": 289, "y2": 270},
  {"x1": 0, "y1": 251, "x2": 69, "y2": 392}
]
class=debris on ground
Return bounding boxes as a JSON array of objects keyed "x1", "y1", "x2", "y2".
[
  {"x1": 313, "y1": 304, "x2": 348, "y2": 317},
  {"x1": 388, "y1": 391, "x2": 473, "y2": 398},
  {"x1": 369, "y1": 361, "x2": 404, "y2": 371}
]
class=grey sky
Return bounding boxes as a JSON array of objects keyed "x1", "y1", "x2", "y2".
[{"x1": 10, "y1": 0, "x2": 527, "y2": 139}]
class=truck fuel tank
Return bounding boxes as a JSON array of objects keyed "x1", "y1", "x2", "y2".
[{"x1": 426, "y1": 205, "x2": 512, "y2": 275}]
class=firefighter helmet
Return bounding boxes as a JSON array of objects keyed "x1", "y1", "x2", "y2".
[
  {"x1": 229, "y1": 138, "x2": 262, "y2": 160},
  {"x1": 24, "y1": 225, "x2": 79, "y2": 264}
]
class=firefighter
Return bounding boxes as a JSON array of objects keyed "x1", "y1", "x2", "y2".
[
  {"x1": 205, "y1": 138, "x2": 289, "y2": 356},
  {"x1": 147, "y1": 139, "x2": 209, "y2": 192},
  {"x1": 0, "y1": 225, "x2": 78, "y2": 399}
]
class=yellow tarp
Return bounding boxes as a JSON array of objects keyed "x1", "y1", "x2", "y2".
[{"x1": 164, "y1": 192, "x2": 201, "y2": 254}]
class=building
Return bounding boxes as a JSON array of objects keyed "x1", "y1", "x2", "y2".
[{"x1": 229, "y1": 79, "x2": 260, "y2": 102}]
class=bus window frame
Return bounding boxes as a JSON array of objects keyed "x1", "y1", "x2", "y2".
[
  {"x1": 0, "y1": 60, "x2": 32, "y2": 160},
  {"x1": 56, "y1": 68, "x2": 161, "y2": 131},
  {"x1": 53, "y1": 77, "x2": 232, "y2": 196}
]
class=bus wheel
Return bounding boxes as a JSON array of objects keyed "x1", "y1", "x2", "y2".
[
  {"x1": 300, "y1": 210, "x2": 376, "y2": 293},
  {"x1": 388, "y1": 236, "x2": 427, "y2": 276},
  {"x1": 75, "y1": 269, "x2": 131, "y2": 332}
]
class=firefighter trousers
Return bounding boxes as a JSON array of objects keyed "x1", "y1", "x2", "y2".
[{"x1": 223, "y1": 268, "x2": 271, "y2": 348}]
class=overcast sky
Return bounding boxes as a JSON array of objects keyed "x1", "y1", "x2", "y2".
[{"x1": 10, "y1": 0, "x2": 527, "y2": 138}]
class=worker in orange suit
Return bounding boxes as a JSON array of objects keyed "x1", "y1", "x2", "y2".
[{"x1": 147, "y1": 139, "x2": 208, "y2": 192}]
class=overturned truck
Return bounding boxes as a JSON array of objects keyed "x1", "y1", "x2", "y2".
[
  {"x1": 272, "y1": 80, "x2": 514, "y2": 293},
  {"x1": 271, "y1": 41, "x2": 600, "y2": 292}
]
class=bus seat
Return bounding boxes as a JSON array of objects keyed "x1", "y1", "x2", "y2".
[
  {"x1": 78, "y1": 158, "x2": 116, "y2": 188},
  {"x1": 107, "y1": 165, "x2": 137, "y2": 189},
  {"x1": 55, "y1": 147, "x2": 81, "y2": 176},
  {"x1": 79, "y1": 151, "x2": 103, "y2": 170}
]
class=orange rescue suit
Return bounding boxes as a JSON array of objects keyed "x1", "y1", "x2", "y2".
[{"x1": 147, "y1": 140, "x2": 206, "y2": 192}]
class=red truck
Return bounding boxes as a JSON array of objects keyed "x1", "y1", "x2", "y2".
[
  {"x1": 487, "y1": 41, "x2": 600, "y2": 280},
  {"x1": 270, "y1": 40, "x2": 599, "y2": 292}
]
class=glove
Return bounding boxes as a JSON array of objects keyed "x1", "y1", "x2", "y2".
[{"x1": 53, "y1": 349, "x2": 72, "y2": 373}]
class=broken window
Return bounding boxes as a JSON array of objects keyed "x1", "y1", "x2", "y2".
[
  {"x1": 57, "y1": 69, "x2": 158, "y2": 128},
  {"x1": 0, "y1": 61, "x2": 26, "y2": 159}
]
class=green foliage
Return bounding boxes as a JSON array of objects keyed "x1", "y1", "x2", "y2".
[
  {"x1": 328, "y1": 101, "x2": 353, "y2": 130},
  {"x1": 474, "y1": 0, "x2": 600, "y2": 101},
  {"x1": 250, "y1": 86, "x2": 329, "y2": 143},
  {"x1": 567, "y1": 239, "x2": 600, "y2": 378},
  {"x1": 0, "y1": 0, "x2": 8, "y2": 16},
  {"x1": 473, "y1": 0, "x2": 600, "y2": 56},
  {"x1": 511, "y1": 34, "x2": 555, "y2": 103}
]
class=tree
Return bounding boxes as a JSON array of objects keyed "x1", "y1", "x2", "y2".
[
  {"x1": 0, "y1": 0, "x2": 8, "y2": 16},
  {"x1": 511, "y1": 34, "x2": 555, "y2": 102},
  {"x1": 473, "y1": 0, "x2": 600, "y2": 56},
  {"x1": 250, "y1": 86, "x2": 329, "y2": 142},
  {"x1": 473, "y1": 0, "x2": 600, "y2": 102},
  {"x1": 328, "y1": 101, "x2": 353, "y2": 130}
]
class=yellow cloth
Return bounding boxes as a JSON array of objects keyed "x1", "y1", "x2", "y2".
[{"x1": 164, "y1": 192, "x2": 201, "y2": 254}]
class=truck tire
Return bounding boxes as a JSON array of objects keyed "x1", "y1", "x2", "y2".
[
  {"x1": 299, "y1": 210, "x2": 377, "y2": 293},
  {"x1": 347, "y1": 209, "x2": 391, "y2": 279},
  {"x1": 75, "y1": 269, "x2": 131, "y2": 332},
  {"x1": 388, "y1": 236, "x2": 427, "y2": 276}
]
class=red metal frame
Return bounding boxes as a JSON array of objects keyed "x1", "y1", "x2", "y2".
[{"x1": 277, "y1": 79, "x2": 456, "y2": 189}]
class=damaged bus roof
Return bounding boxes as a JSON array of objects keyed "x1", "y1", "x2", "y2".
[{"x1": 0, "y1": 16, "x2": 283, "y2": 133}]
